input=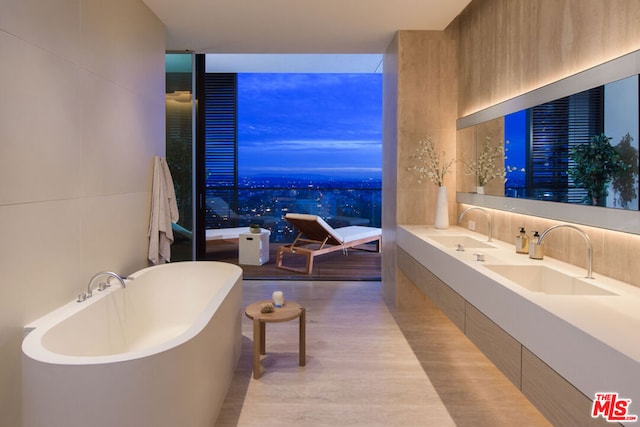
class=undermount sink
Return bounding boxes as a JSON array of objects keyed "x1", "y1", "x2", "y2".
[
  {"x1": 427, "y1": 235, "x2": 495, "y2": 249},
  {"x1": 484, "y1": 264, "x2": 617, "y2": 296}
]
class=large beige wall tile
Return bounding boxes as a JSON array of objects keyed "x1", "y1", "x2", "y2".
[
  {"x1": 79, "y1": 0, "x2": 165, "y2": 98},
  {"x1": 0, "y1": 201, "x2": 83, "y2": 323},
  {"x1": 0, "y1": 32, "x2": 81, "y2": 205},
  {"x1": 78, "y1": 72, "x2": 162, "y2": 196},
  {"x1": 0, "y1": 0, "x2": 80, "y2": 62},
  {"x1": 601, "y1": 232, "x2": 640, "y2": 286},
  {"x1": 455, "y1": 0, "x2": 640, "y2": 117},
  {"x1": 0, "y1": 1, "x2": 164, "y2": 424},
  {"x1": 395, "y1": 31, "x2": 457, "y2": 226},
  {"x1": 79, "y1": 192, "x2": 151, "y2": 278}
]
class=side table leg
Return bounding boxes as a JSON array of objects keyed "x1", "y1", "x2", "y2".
[
  {"x1": 253, "y1": 318, "x2": 261, "y2": 379},
  {"x1": 299, "y1": 308, "x2": 306, "y2": 366},
  {"x1": 259, "y1": 321, "x2": 266, "y2": 355}
]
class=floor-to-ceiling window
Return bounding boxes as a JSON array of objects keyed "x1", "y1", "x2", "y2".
[{"x1": 201, "y1": 55, "x2": 383, "y2": 246}]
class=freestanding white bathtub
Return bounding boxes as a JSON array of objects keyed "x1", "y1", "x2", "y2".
[{"x1": 22, "y1": 261, "x2": 243, "y2": 427}]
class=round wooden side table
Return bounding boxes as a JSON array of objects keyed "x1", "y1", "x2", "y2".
[{"x1": 244, "y1": 300, "x2": 306, "y2": 379}]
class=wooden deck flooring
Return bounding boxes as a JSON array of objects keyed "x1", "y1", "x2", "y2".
[{"x1": 205, "y1": 242, "x2": 381, "y2": 281}]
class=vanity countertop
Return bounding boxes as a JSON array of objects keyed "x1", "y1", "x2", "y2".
[{"x1": 398, "y1": 224, "x2": 640, "y2": 407}]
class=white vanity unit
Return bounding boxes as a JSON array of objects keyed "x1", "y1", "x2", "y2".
[{"x1": 397, "y1": 225, "x2": 640, "y2": 427}]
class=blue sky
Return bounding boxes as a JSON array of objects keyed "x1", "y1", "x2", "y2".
[
  {"x1": 504, "y1": 109, "x2": 527, "y2": 186},
  {"x1": 237, "y1": 73, "x2": 382, "y2": 179}
]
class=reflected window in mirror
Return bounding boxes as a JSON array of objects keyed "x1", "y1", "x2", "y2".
[
  {"x1": 503, "y1": 75, "x2": 639, "y2": 209},
  {"x1": 504, "y1": 110, "x2": 526, "y2": 198}
]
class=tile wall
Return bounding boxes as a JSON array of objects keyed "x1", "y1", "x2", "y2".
[{"x1": 0, "y1": 1, "x2": 165, "y2": 424}]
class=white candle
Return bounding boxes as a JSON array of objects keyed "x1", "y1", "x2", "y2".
[{"x1": 272, "y1": 291, "x2": 284, "y2": 307}]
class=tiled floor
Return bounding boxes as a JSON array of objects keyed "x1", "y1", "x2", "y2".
[{"x1": 214, "y1": 280, "x2": 550, "y2": 427}]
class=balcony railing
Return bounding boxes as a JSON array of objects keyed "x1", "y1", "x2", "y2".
[{"x1": 206, "y1": 187, "x2": 381, "y2": 243}]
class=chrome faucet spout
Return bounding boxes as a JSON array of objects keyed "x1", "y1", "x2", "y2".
[
  {"x1": 458, "y1": 207, "x2": 492, "y2": 242},
  {"x1": 86, "y1": 271, "x2": 126, "y2": 298},
  {"x1": 538, "y1": 224, "x2": 593, "y2": 279}
]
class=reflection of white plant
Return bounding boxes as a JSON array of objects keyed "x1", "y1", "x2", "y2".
[
  {"x1": 463, "y1": 137, "x2": 506, "y2": 186},
  {"x1": 408, "y1": 137, "x2": 455, "y2": 187},
  {"x1": 504, "y1": 140, "x2": 525, "y2": 175}
]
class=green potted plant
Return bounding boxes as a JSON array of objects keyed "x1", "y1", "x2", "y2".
[
  {"x1": 568, "y1": 133, "x2": 631, "y2": 206},
  {"x1": 249, "y1": 223, "x2": 261, "y2": 234}
]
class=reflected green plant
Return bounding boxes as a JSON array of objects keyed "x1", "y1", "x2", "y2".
[
  {"x1": 568, "y1": 133, "x2": 632, "y2": 206},
  {"x1": 611, "y1": 133, "x2": 639, "y2": 208}
]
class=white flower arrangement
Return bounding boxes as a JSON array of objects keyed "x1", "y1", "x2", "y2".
[
  {"x1": 408, "y1": 137, "x2": 455, "y2": 187},
  {"x1": 463, "y1": 137, "x2": 506, "y2": 187}
]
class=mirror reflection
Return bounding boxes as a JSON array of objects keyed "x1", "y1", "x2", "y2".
[
  {"x1": 457, "y1": 118, "x2": 506, "y2": 197},
  {"x1": 458, "y1": 52, "x2": 640, "y2": 212}
]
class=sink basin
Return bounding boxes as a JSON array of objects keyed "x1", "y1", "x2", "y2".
[
  {"x1": 484, "y1": 264, "x2": 617, "y2": 296},
  {"x1": 428, "y1": 235, "x2": 495, "y2": 249}
]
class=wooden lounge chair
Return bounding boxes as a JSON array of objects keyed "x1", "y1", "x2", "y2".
[{"x1": 276, "y1": 213, "x2": 381, "y2": 274}]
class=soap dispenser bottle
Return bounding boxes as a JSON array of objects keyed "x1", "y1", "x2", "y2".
[
  {"x1": 529, "y1": 231, "x2": 544, "y2": 259},
  {"x1": 515, "y1": 227, "x2": 529, "y2": 254}
]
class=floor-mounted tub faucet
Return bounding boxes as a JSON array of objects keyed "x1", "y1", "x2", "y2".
[
  {"x1": 538, "y1": 224, "x2": 593, "y2": 279},
  {"x1": 86, "y1": 271, "x2": 126, "y2": 298},
  {"x1": 458, "y1": 207, "x2": 492, "y2": 242}
]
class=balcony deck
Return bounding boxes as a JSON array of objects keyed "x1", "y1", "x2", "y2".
[{"x1": 205, "y1": 242, "x2": 381, "y2": 281}]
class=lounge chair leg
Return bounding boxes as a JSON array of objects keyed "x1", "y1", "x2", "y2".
[
  {"x1": 276, "y1": 248, "x2": 282, "y2": 268},
  {"x1": 305, "y1": 254, "x2": 313, "y2": 274},
  {"x1": 276, "y1": 246, "x2": 315, "y2": 274}
]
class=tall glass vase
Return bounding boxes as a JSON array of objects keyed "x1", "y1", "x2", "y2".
[{"x1": 434, "y1": 186, "x2": 449, "y2": 229}]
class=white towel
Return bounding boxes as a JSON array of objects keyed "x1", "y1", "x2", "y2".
[{"x1": 148, "y1": 156, "x2": 179, "y2": 264}]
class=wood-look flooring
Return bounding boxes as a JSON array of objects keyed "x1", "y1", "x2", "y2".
[
  {"x1": 214, "y1": 280, "x2": 550, "y2": 427},
  {"x1": 206, "y1": 243, "x2": 381, "y2": 281}
]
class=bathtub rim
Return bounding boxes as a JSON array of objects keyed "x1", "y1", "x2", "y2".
[{"x1": 22, "y1": 261, "x2": 243, "y2": 366}]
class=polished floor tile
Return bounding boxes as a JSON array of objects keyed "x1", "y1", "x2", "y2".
[{"x1": 214, "y1": 280, "x2": 550, "y2": 427}]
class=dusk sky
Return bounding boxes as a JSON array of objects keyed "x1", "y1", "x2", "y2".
[
  {"x1": 237, "y1": 73, "x2": 382, "y2": 180},
  {"x1": 504, "y1": 109, "x2": 527, "y2": 186}
]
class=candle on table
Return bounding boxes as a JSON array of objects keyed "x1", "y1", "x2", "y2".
[{"x1": 272, "y1": 291, "x2": 284, "y2": 307}]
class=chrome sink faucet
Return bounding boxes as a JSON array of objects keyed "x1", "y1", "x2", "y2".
[
  {"x1": 458, "y1": 207, "x2": 492, "y2": 242},
  {"x1": 538, "y1": 224, "x2": 593, "y2": 279},
  {"x1": 86, "y1": 271, "x2": 127, "y2": 298}
]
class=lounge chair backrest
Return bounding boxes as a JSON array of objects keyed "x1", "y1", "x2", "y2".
[{"x1": 284, "y1": 213, "x2": 343, "y2": 245}]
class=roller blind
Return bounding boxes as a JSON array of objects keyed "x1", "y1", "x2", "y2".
[
  {"x1": 204, "y1": 73, "x2": 237, "y2": 188},
  {"x1": 528, "y1": 86, "x2": 603, "y2": 202}
]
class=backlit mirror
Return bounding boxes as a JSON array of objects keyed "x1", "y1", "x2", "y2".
[{"x1": 456, "y1": 49, "x2": 640, "y2": 234}]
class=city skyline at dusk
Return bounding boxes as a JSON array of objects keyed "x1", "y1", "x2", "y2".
[{"x1": 236, "y1": 73, "x2": 383, "y2": 181}]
